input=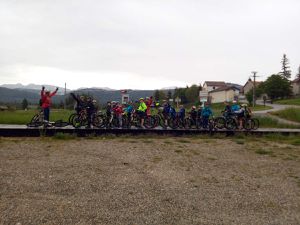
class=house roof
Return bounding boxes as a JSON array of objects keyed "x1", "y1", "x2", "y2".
[
  {"x1": 203, "y1": 81, "x2": 226, "y2": 86},
  {"x1": 243, "y1": 79, "x2": 262, "y2": 87},
  {"x1": 209, "y1": 86, "x2": 239, "y2": 93},
  {"x1": 292, "y1": 77, "x2": 300, "y2": 83}
]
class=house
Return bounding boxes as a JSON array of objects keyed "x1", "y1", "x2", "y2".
[
  {"x1": 0, "y1": 105, "x2": 8, "y2": 111},
  {"x1": 242, "y1": 78, "x2": 262, "y2": 95},
  {"x1": 209, "y1": 86, "x2": 240, "y2": 104},
  {"x1": 291, "y1": 77, "x2": 300, "y2": 95},
  {"x1": 203, "y1": 81, "x2": 226, "y2": 92}
]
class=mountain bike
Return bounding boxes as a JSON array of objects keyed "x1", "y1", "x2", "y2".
[{"x1": 27, "y1": 110, "x2": 68, "y2": 128}]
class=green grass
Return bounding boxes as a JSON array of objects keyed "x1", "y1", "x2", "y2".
[
  {"x1": 250, "y1": 105, "x2": 273, "y2": 111},
  {"x1": 274, "y1": 97, "x2": 300, "y2": 106},
  {"x1": 270, "y1": 108, "x2": 300, "y2": 123},
  {"x1": 0, "y1": 109, "x2": 73, "y2": 124},
  {"x1": 257, "y1": 116, "x2": 300, "y2": 129},
  {"x1": 271, "y1": 108, "x2": 300, "y2": 123},
  {"x1": 255, "y1": 149, "x2": 273, "y2": 155}
]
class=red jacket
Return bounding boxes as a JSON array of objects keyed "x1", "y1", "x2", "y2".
[
  {"x1": 41, "y1": 89, "x2": 57, "y2": 109},
  {"x1": 113, "y1": 106, "x2": 123, "y2": 115},
  {"x1": 146, "y1": 99, "x2": 153, "y2": 116}
]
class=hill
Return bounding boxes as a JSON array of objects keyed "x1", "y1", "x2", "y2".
[{"x1": 0, "y1": 87, "x2": 173, "y2": 105}]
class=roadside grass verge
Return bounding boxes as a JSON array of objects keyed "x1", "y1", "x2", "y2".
[
  {"x1": 270, "y1": 108, "x2": 300, "y2": 123},
  {"x1": 251, "y1": 105, "x2": 273, "y2": 111},
  {"x1": 0, "y1": 109, "x2": 73, "y2": 125},
  {"x1": 274, "y1": 97, "x2": 300, "y2": 106},
  {"x1": 257, "y1": 116, "x2": 300, "y2": 129}
]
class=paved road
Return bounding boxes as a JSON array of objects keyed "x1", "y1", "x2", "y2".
[
  {"x1": 253, "y1": 101, "x2": 300, "y2": 126},
  {"x1": 253, "y1": 100, "x2": 300, "y2": 114}
]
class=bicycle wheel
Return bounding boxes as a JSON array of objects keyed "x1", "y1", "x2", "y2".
[
  {"x1": 184, "y1": 118, "x2": 192, "y2": 129},
  {"x1": 29, "y1": 113, "x2": 43, "y2": 127},
  {"x1": 243, "y1": 118, "x2": 252, "y2": 131},
  {"x1": 168, "y1": 118, "x2": 178, "y2": 129},
  {"x1": 226, "y1": 117, "x2": 237, "y2": 130},
  {"x1": 208, "y1": 119, "x2": 215, "y2": 132},
  {"x1": 68, "y1": 113, "x2": 76, "y2": 125},
  {"x1": 251, "y1": 118, "x2": 259, "y2": 130},
  {"x1": 214, "y1": 117, "x2": 226, "y2": 129},
  {"x1": 93, "y1": 115, "x2": 105, "y2": 128},
  {"x1": 144, "y1": 116, "x2": 152, "y2": 129},
  {"x1": 72, "y1": 115, "x2": 83, "y2": 128}
]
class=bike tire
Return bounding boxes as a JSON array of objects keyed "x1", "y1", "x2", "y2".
[
  {"x1": 68, "y1": 113, "x2": 76, "y2": 125},
  {"x1": 252, "y1": 118, "x2": 260, "y2": 130},
  {"x1": 168, "y1": 118, "x2": 178, "y2": 129},
  {"x1": 93, "y1": 115, "x2": 105, "y2": 128},
  {"x1": 226, "y1": 117, "x2": 237, "y2": 130},
  {"x1": 243, "y1": 118, "x2": 252, "y2": 131},
  {"x1": 214, "y1": 117, "x2": 226, "y2": 129}
]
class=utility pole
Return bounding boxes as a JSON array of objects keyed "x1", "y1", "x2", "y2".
[
  {"x1": 64, "y1": 82, "x2": 67, "y2": 110},
  {"x1": 251, "y1": 71, "x2": 257, "y2": 107}
]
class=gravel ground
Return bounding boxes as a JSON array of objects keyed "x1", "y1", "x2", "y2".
[{"x1": 0, "y1": 136, "x2": 300, "y2": 225}]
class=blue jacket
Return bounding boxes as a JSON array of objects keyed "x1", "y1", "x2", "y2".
[
  {"x1": 179, "y1": 108, "x2": 185, "y2": 118},
  {"x1": 231, "y1": 104, "x2": 240, "y2": 112},
  {"x1": 125, "y1": 105, "x2": 133, "y2": 113},
  {"x1": 202, "y1": 107, "x2": 213, "y2": 117}
]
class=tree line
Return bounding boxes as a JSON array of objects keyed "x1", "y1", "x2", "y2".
[{"x1": 246, "y1": 54, "x2": 299, "y2": 103}]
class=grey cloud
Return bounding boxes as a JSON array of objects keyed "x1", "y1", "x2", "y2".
[{"x1": 0, "y1": 0, "x2": 300, "y2": 88}]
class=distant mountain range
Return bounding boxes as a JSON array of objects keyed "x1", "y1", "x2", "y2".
[
  {"x1": 0, "y1": 83, "x2": 173, "y2": 105},
  {"x1": 0, "y1": 83, "x2": 70, "y2": 95}
]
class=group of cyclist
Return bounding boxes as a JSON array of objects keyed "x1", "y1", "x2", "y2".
[
  {"x1": 69, "y1": 92, "x2": 251, "y2": 129},
  {"x1": 39, "y1": 86, "x2": 253, "y2": 129}
]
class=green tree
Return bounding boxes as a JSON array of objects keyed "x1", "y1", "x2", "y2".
[
  {"x1": 153, "y1": 90, "x2": 166, "y2": 101},
  {"x1": 167, "y1": 90, "x2": 172, "y2": 100},
  {"x1": 264, "y1": 74, "x2": 292, "y2": 100},
  {"x1": 280, "y1": 54, "x2": 291, "y2": 79},
  {"x1": 173, "y1": 87, "x2": 187, "y2": 104},
  {"x1": 154, "y1": 90, "x2": 160, "y2": 101},
  {"x1": 185, "y1": 84, "x2": 199, "y2": 103},
  {"x1": 21, "y1": 98, "x2": 28, "y2": 110},
  {"x1": 245, "y1": 84, "x2": 264, "y2": 104}
]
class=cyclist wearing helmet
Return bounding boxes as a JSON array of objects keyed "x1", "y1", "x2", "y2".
[
  {"x1": 223, "y1": 101, "x2": 232, "y2": 118},
  {"x1": 113, "y1": 102, "x2": 123, "y2": 128},
  {"x1": 202, "y1": 102, "x2": 213, "y2": 129},
  {"x1": 86, "y1": 97, "x2": 97, "y2": 128},
  {"x1": 190, "y1": 106, "x2": 197, "y2": 126},
  {"x1": 162, "y1": 100, "x2": 171, "y2": 126},
  {"x1": 146, "y1": 96, "x2": 153, "y2": 116},
  {"x1": 178, "y1": 105, "x2": 185, "y2": 122},
  {"x1": 70, "y1": 93, "x2": 86, "y2": 114},
  {"x1": 124, "y1": 102, "x2": 134, "y2": 127},
  {"x1": 137, "y1": 98, "x2": 147, "y2": 128}
]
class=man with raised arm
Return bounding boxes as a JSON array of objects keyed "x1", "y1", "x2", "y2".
[{"x1": 41, "y1": 86, "x2": 58, "y2": 123}]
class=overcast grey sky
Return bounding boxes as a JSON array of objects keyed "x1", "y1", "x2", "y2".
[{"x1": 0, "y1": 0, "x2": 299, "y2": 89}]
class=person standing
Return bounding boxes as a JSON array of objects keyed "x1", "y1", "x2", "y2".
[
  {"x1": 137, "y1": 98, "x2": 147, "y2": 128},
  {"x1": 202, "y1": 102, "x2": 213, "y2": 129},
  {"x1": 41, "y1": 86, "x2": 58, "y2": 123}
]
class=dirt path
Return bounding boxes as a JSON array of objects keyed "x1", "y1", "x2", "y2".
[{"x1": 0, "y1": 137, "x2": 300, "y2": 225}]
